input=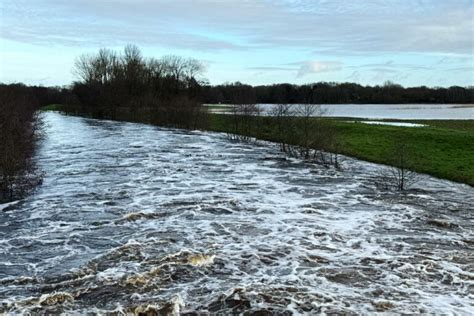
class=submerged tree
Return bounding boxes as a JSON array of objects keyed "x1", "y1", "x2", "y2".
[
  {"x1": 269, "y1": 103, "x2": 295, "y2": 153},
  {"x1": 266, "y1": 103, "x2": 341, "y2": 168},
  {"x1": 224, "y1": 82, "x2": 261, "y2": 142},
  {"x1": 379, "y1": 136, "x2": 419, "y2": 191},
  {"x1": 227, "y1": 103, "x2": 261, "y2": 142}
]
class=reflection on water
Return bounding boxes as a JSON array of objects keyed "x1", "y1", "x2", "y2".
[{"x1": 0, "y1": 113, "x2": 473, "y2": 314}]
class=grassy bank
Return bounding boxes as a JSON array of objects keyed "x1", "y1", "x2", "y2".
[
  {"x1": 327, "y1": 120, "x2": 473, "y2": 185},
  {"x1": 42, "y1": 104, "x2": 474, "y2": 186},
  {"x1": 209, "y1": 115, "x2": 474, "y2": 186}
]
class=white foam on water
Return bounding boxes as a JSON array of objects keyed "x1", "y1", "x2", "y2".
[
  {"x1": 0, "y1": 200, "x2": 20, "y2": 211},
  {"x1": 0, "y1": 112, "x2": 472, "y2": 314}
]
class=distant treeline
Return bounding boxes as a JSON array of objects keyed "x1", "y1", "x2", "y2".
[
  {"x1": 0, "y1": 84, "x2": 74, "y2": 109},
  {"x1": 203, "y1": 82, "x2": 474, "y2": 104}
]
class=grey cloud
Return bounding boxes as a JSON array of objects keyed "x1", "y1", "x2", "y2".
[
  {"x1": 296, "y1": 61, "x2": 343, "y2": 77},
  {"x1": 1, "y1": 0, "x2": 248, "y2": 50},
  {"x1": 1, "y1": 0, "x2": 472, "y2": 55}
]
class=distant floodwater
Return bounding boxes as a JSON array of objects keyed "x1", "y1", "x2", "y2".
[
  {"x1": 347, "y1": 120, "x2": 427, "y2": 127},
  {"x1": 261, "y1": 104, "x2": 474, "y2": 120},
  {"x1": 255, "y1": 104, "x2": 474, "y2": 120}
]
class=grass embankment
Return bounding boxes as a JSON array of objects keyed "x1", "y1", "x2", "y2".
[
  {"x1": 333, "y1": 121, "x2": 473, "y2": 185},
  {"x1": 42, "y1": 104, "x2": 474, "y2": 186}
]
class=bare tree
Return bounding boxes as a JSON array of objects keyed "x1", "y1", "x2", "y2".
[
  {"x1": 268, "y1": 103, "x2": 341, "y2": 168},
  {"x1": 296, "y1": 104, "x2": 321, "y2": 159},
  {"x1": 123, "y1": 44, "x2": 143, "y2": 66},
  {"x1": 0, "y1": 84, "x2": 43, "y2": 202},
  {"x1": 269, "y1": 104, "x2": 295, "y2": 153},
  {"x1": 73, "y1": 54, "x2": 96, "y2": 84},
  {"x1": 183, "y1": 58, "x2": 205, "y2": 83},
  {"x1": 379, "y1": 137, "x2": 419, "y2": 191},
  {"x1": 227, "y1": 104, "x2": 261, "y2": 142},
  {"x1": 96, "y1": 48, "x2": 118, "y2": 84}
]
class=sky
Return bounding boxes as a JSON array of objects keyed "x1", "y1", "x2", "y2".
[{"x1": 0, "y1": 0, "x2": 473, "y2": 87}]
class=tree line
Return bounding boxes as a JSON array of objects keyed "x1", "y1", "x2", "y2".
[
  {"x1": 0, "y1": 84, "x2": 45, "y2": 202},
  {"x1": 203, "y1": 81, "x2": 474, "y2": 104},
  {"x1": 70, "y1": 45, "x2": 207, "y2": 128}
]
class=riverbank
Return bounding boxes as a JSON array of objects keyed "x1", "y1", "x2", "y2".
[{"x1": 41, "y1": 104, "x2": 474, "y2": 186}]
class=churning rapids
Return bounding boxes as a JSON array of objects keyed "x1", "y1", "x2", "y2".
[{"x1": 1, "y1": 112, "x2": 473, "y2": 314}]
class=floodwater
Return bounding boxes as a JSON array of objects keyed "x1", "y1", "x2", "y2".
[
  {"x1": 348, "y1": 121, "x2": 427, "y2": 127},
  {"x1": 321, "y1": 103, "x2": 474, "y2": 120},
  {"x1": 212, "y1": 103, "x2": 474, "y2": 120},
  {"x1": 0, "y1": 112, "x2": 473, "y2": 314}
]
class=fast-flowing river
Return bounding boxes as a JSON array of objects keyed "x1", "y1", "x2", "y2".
[{"x1": 1, "y1": 112, "x2": 473, "y2": 314}]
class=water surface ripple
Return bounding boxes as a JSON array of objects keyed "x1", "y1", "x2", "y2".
[{"x1": 1, "y1": 113, "x2": 473, "y2": 314}]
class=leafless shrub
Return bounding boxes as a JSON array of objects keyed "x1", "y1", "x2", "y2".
[
  {"x1": 226, "y1": 104, "x2": 261, "y2": 142},
  {"x1": 0, "y1": 84, "x2": 44, "y2": 202},
  {"x1": 269, "y1": 103, "x2": 341, "y2": 168},
  {"x1": 378, "y1": 138, "x2": 419, "y2": 191},
  {"x1": 269, "y1": 104, "x2": 295, "y2": 153},
  {"x1": 295, "y1": 104, "x2": 324, "y2": 159}
]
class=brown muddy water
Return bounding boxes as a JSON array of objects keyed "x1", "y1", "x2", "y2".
[{"x1": 0, "y1": 112, "x2": 473, "y2": 314}]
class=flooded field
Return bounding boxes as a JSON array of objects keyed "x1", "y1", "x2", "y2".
[{"x1": 0, "y1": 112, "x2": 473, "y2": 314}]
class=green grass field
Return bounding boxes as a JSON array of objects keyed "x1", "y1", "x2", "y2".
[
  {"x1": 42, "y1": 105, "x2": 474, "y2": 186},
  {"x1": 332, "y1": 121, "x2": 473, "y2": 185}
]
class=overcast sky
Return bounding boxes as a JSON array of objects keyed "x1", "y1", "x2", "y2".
[{"x1": 1, "y1": 0, "x2": 473, "y2": 87}]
